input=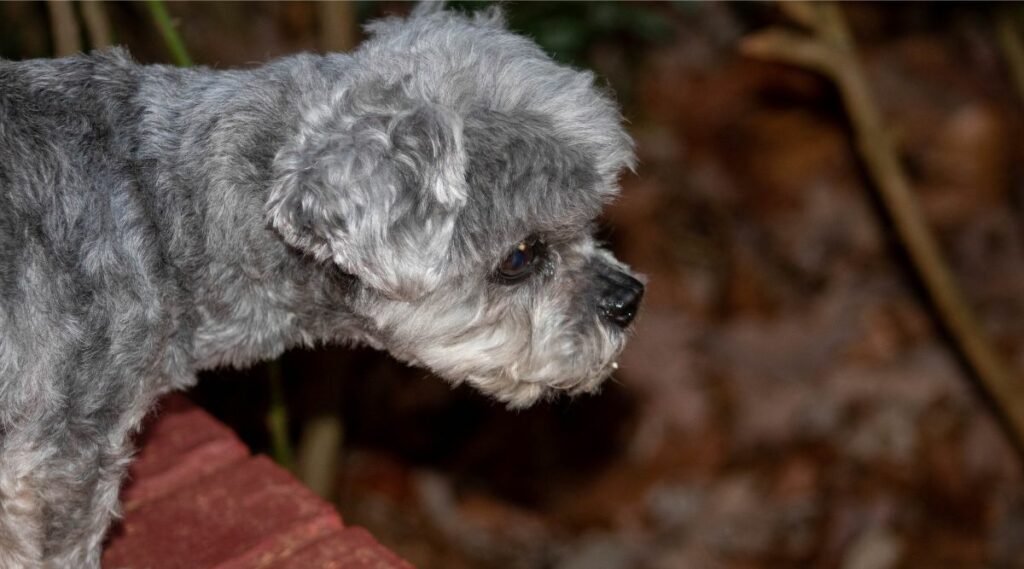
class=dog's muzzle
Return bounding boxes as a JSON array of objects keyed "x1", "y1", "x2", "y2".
[{"x1": 597, "y1": 270, "x2": 644, "y2": 327}]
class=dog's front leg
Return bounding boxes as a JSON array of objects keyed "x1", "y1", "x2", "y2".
[
  {"x1": 40, "y1": 410, "x2": 150, "y2": 569},
  {"x1": 0, "y1": 445, "x2": 46, "y2": 568},
  {"x1": 0, "y1": 438, "x2": 129, "y2": 569},
  {"x1": 0, "y1": 397, "x2": 153, "y2": 568},
  {"x1": 39, "y1": 446, "x2": 128, "y2": 569}
]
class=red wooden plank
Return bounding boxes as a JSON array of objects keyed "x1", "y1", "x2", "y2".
[
  {"x1": 122, "y1": 395, "x2": 248, "y2": 509},
  {"x1": 103, "y1": 456, "x2": 341, "y2": 569},
  {"x1": 267, "y1": 527, "x2": 415, "y2": 569},
  {"x1": 105, "y1": 396, "x2": 413, "y2": 568}
]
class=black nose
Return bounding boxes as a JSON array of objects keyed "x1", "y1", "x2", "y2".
[{"x1": 598, "y1": 272, "x2": 644, "y2": 328}]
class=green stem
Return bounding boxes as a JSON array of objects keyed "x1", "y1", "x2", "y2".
[
  {"x1": 146, "y1": 0, "x2": 193, "y2": 67},
  {"x1": 266, "y1": 361, "x2": 296, "y2": 472},
  {"x1": 997, "y1": 7, "x2": 1024, "y2": 106}
]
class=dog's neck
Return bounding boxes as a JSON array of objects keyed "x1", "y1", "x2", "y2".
[{"x1": 132, "y1": 55, "x2": 375, "y2": 373}]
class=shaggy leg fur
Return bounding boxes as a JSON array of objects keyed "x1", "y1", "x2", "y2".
[
  {"x1": 0, "y1": 449, "x2": 45, "y2": 567},
  {"x1": 0, "y1": 382, "x2": 158, "y2": 568}
]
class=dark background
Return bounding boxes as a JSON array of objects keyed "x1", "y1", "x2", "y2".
[{"x1": 4, "y1": 2, "x2": 1024, "y2": 567}]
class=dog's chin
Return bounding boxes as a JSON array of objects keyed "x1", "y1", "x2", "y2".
[
  {"x1": 368, "y1": 285, "x2": 633, "y2": 408},
  {"x1": 454, "y1": 356, "x2": 622, "y2": 409}
]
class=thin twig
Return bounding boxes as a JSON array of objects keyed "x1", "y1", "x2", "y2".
[
  {"x1": 297, "y1": 415, "x2": 343, "y2": 500},
  {"x1": 146, "y1": 0, "x2": 193, "y2": 67},
  {"x1": 743, "y1": 3, "x2": 1024, "y2": 453},
  {"x1": 740, "y1": 29, "x2": 839, "y2": 75},
  {"x1": 997, "y1": 7, "x2": 1024, "y2": 105},
  {"x1": 46, "y1": 0, "x2": 81, "y2": 56},
  {"x1": 318, "y1": 1, "x2": 358, "y2": 53},
  {"x1": 80, "y1": 1, "x2": 113, "y2": 51},
  {"x1": 266, "y1": 361, "x2": 296, "y2": 472}
]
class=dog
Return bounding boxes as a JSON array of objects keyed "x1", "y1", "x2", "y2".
[{"x1": 0, "y1": 5, "x2": 642, "y2": 567}]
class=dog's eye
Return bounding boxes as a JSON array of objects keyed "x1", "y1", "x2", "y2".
[{"x1": 495, "y1": 239, "x2": 542, "y2": 282}]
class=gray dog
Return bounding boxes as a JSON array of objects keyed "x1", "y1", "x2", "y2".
[{"x1": 0, "y1": 6, "x2": 642, "y2": 567}]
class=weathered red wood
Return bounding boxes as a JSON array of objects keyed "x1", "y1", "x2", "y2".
[
  {"x1": 102, "y1": 396, "x2": 412, "y2": 569},
  {"x1": 267, "y1": 528, "x2": 416, "y2": 569},
  {"x1": 103, "y1": 456, "x2": 341, "y2": 568},
  {"x1": 121, "y1": 395, "x2": 249, "y2": 510}
]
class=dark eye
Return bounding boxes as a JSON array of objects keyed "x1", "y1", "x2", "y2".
[{"x1": 495, "y1": 238, "x2": 542, "y2": 283}]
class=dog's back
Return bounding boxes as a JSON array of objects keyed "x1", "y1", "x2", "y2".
[{"x1": 0, "y1": 50, "x2": 170, "y2": 388}]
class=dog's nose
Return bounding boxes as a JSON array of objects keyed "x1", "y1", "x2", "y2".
[{"x1": 598, "y1": 272, "x2": 644, "y2": 328}]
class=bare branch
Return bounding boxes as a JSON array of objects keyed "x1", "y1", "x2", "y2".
[
  {"x1": 997, "y1": 8, "x2": 1024, "y2": 105},
  {"x1": 740, "y1": 29, "x2": 840, "y2": 75},
  {"x1": 318, "y1": 1, "x2": 358, "y2": 53},
  {"x1": 81, "y1": 1, "x2": 113, "y2": 50},
  {"x1": 745, "y1": 2, "x2": 1024, "y2": 453},
  {"x1": 46, "y1": 0, "x2": 81, "y2": 56}
]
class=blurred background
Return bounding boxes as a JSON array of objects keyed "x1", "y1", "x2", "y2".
[{"x1": 5, "y1": 2, "x2": 1024, "y2": 567}]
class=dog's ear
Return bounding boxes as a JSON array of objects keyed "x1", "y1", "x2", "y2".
[{"x1": 267, "y1": 103, "x2": 468, "y2": 300}]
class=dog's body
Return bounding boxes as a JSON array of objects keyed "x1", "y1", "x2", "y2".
[{"x1": 0, "y1": 8, "x2": 641, "y2": 567}]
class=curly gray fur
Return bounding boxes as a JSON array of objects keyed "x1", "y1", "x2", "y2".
[{"x1": 0, "y1": 7, "x2": 640, "y2": 567}]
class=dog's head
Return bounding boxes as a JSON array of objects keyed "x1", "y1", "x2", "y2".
[{"x1": 267, "y1": 7, "x2": 643, "y2": 407}]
